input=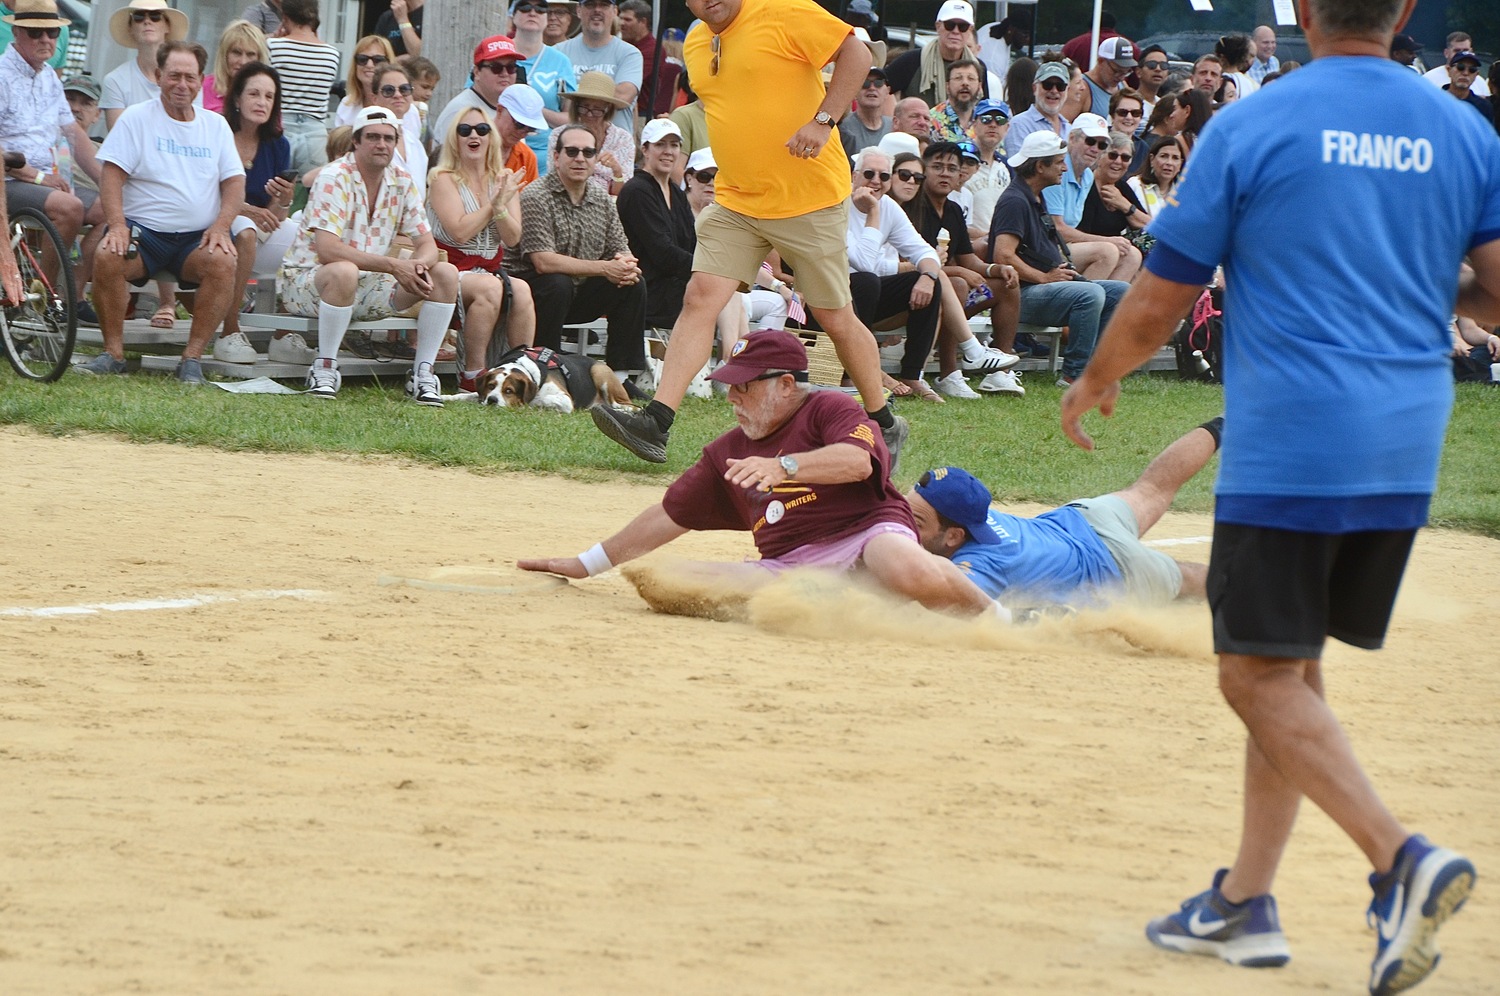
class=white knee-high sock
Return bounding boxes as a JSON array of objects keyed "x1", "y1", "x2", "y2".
[
  {"x1": 415, "y1": 302, "x2": 456, "y2": 368},
  {"x1": 317, "y1": 302, "x2": 354, "y2": 360}
]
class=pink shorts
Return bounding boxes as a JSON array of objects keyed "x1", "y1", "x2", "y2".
[{"x1": 750, "y1": 522, "x2": 918, "y2": 575}]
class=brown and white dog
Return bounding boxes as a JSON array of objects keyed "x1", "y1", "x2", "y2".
[{"x1": 469, "y1": 346, "x2": 632, "y2": 414}]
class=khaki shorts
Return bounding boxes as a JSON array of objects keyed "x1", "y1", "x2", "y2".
[
  {"x1": 279, "y1": 266, "x2": 398, "y2": 321},
  {"x1": 1068, "y1": 495, "x2": 1183, "y2": 605},
  {"x1": 693, "y1": 201, "x2": 852, "y2": 311}
]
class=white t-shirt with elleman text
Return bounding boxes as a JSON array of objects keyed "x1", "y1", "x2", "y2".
[{"x1": 98, "y1": 100, "x2": 244, "y2": 233}]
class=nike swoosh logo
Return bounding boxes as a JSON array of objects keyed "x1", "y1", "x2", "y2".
[
  {"x1": 1188, "y1": 910, "x2": 1227, "y2": 935},
  {"x1": 1379, "y1": 883, "x2": 1405, "y2": 942}
]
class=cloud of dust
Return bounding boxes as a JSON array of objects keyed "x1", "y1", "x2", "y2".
[{"x1": 623, "y1": 560, "x2": 1214, "y2": 659}]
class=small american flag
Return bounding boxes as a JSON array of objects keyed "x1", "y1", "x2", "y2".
[{"x1": 759, "y1": 262, "x2": 807, "y2": 325}]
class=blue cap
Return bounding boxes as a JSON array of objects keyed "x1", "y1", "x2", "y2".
[
  {"x1": 974, "y1": 98, "x2": 1011, "y2": 120},
  {"x1": 956, "y1": 140, "x2": 980, "y2": 162},
  {"x1": 915, "y1": 467, "x2": 1002, "y2": 544}
]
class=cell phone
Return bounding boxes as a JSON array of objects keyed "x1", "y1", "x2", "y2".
[{"x1": 277, "y1": 169, "x2": 300, "y2": 182}]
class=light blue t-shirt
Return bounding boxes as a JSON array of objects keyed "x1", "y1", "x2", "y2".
[
  {"x1": 1145, "y1": 56, "x2": 1500, "y2": 532},
  {"x1": 951, "y1": 506, "x2": 1121, "y2": 604},
  {"x1": 1042, "y1": 154, "x2": 1094, "y2": 228},
  {"x1": 520, "y1": 46, "x2": 578, "y2": 175}
]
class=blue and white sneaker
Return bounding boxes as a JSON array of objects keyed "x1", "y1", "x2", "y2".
[
  {"x1": 1146, "y1": 868, "x2": 1292, "y2": 967},
  {"x1": 1367, "y1": 834, "x2": 1476, "y2": 995}
]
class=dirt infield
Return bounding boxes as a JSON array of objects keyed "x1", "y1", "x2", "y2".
[{"x1": 2, "y1": 427, "x2": 1495, "y2": 995}]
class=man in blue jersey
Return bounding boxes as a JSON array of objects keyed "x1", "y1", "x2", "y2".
[
  {"x1": 907, "y1": 420, "x2": 1220, "y2": 609},
  {"x1": 1059, "y1": 1, "x2": 1500, "y2": 992}
]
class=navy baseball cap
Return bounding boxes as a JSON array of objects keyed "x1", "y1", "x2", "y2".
[
  {"x1": 956, "y1": 140, "x2": 980, "y2": 162},
  {"x1": 708, "y1": 331, "x2": 809, "y2": 385},
  {"x1": 914, "y1": 467, "x2": 1002, "y2": 544},
  {"x1": 974, "y1": 98, "x2": 1011, "y2": 120},
  {"x1": 1449, "y1": 49, "x2": 1481, "y2": 68}
]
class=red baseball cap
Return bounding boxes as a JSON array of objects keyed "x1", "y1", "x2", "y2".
[
  {"x1": 474, "y1": 35, "x2": 521, "y2": 65},
  {"x1": 708, "y1": 331, "x2": 809, "y2": 385}
]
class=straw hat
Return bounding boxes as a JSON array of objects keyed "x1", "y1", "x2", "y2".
[
  {"x1": 110, "y1": 0, "x2": 189, "y2": 49},
  {"x1": 560, "y1": 71, "x2": 630, "y2": 110},
  {"x1": 3, "y1": 0, "x2": 71, "y2": 29}
]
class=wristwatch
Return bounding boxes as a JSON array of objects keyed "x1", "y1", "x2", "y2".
[
  {"x1": 778, "y1": 455, "x2": 799, "y2": 478},
  {"x1": 813, "y1": 111, "x2": 837, "y2": 128}
]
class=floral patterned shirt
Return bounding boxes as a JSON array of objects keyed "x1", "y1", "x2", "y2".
[
  {"x1": 281, "y1": 153, "x2": 429, "y2": 272},
  {"x1": 929, "y1": 102, "x2": 975, "y2": 144}
]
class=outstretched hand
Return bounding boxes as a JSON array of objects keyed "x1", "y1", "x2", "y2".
[
  {"x1": 517, "y1": 556, "x2": 588, "y2": 579},
  {"x1": 1059, "y1": 374, "x2": 1121, "y2": 451}
]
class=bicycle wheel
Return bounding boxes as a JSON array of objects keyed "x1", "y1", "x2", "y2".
[{"x1": 0, "y1": 206, "x2": 77, "y2": 382}]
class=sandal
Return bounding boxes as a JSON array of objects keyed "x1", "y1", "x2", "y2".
[
  {"x1": 881, "y1": 373, "x2": 913, "y2": 397},
  {"x1": 897, "y1": 377, "x2": 946, "y2": 403},
  {"x1": 149, "y1": 305, "x2": 177, "y2": 329}
]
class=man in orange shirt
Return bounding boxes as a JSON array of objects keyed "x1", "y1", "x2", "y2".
[{"x1": 591, "y1": 0, "x2": 909, "y2": 468}]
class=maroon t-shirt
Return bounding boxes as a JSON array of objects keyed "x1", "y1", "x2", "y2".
[{"x1": 662, "y1": 391, "x2": 915, "y2": 560}]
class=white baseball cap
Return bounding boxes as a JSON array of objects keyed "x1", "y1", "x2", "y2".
[
  {"x1": 877, "y1": 131, "x2": 921, "y2": 159},
  {"x1": 1007, "y1": 130, "x2": 1067, "y2": 168},
  {"x1": 1069, "y1": 113, "x2": 1110, "y2": 139},
  {"x1": 640, "y1": 118, "x2": 683, "y2": 145},
  {"x1": 936, "y1": 1, "x2": 973, "y2": 26},
  {"x1": 352, "y1": 105, "x2": 401, "y2": 137},
  {"x1": 686, "y1": 147, "x2": 716, "y2": 173},
  {"x1": 497, "y1": 84, "x2": 547, "y2": 131}
]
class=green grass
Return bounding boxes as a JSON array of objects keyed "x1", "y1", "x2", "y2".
[{"x1": 2, "y1": 366, "x2": 1497, "y2": 536}]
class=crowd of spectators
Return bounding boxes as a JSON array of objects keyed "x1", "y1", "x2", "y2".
[{"x1": 0, "y1": 0, "x2": 1494, "y2": 397}]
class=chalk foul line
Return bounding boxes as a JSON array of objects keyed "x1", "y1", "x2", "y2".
[
  {"x1": 0, "y1": 589, "x2": 327, "y2": 619},
  {"x1": 1142, "y1": 536, "x2": 1213, "y2": 548}
]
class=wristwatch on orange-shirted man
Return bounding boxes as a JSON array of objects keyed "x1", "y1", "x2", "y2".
[{"x1": 813, "y1": 111, "x2": 837, "y2": 127}]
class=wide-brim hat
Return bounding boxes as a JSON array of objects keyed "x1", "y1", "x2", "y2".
[
  {"x1": 110, "y1": 0, "x2": 189, "y2": 48},
  {"x1": 560, "y1": 71, "x2": 631, "y2": 110},
  {"x1": 3, "y1": 0, "x2": 70, "y2": 29}
]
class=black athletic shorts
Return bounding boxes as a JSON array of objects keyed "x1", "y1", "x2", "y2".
[{"x1": 1206, "y1": 521, "x2": 1416, "y2": 660}]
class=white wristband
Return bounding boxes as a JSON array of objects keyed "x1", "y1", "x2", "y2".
[{"x1": 578, "y1": 543, "x2": 613, "y2": 577}]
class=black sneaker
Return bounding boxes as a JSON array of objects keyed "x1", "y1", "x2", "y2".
[
  {"x1": 345, "y1": 332, "x2": 377, "y2": 359},
  {"x1": 591, "y1": 404, "x2": 669, "y2": 463},
  {"x1": 882, "y1": 414, "x2": 909, "y2": 476}
]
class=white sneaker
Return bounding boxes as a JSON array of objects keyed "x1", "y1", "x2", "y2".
[
  {"x1": 962, "y1": 345, "x2": 1021, "y2": 373},
  {"x1": 305, "y1": 358, "x2": 341, "y2": 399},
  {"x1": 978, "y1": 369, "x2": 1025, "y2": 396},
  {"x1": 935, "y1": 370, "x2": 980, "y2": 399},
  {"x1": 212, "y1": 331, "x2": 259, "y2": 363},
  {"x1": 405, "y1": 361, "x2": 443, "y2": 407},
  {"x1": 268, "y1": 333, "x2": 316, "y2": 364}
]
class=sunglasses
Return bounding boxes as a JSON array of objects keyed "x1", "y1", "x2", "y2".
[
  {"x1": 739, "y1": 369, "x2": 805, "y2": 384},
  {"x1": 479, "y1": 61, "x2": 519, "y2": 74},
  {"x1": 710, "y1": 33, "x2": 720, "y2": 76},
  {"x1": 378, "y1": 83, "x2": 414, "y2": 97},
  {"x1": 1113, "y1": 107, "x2": 1143, "y2": 118},
  {"x1": 976, "y1": 113, "x2": 1007, "y2": 125},
  {"x1": 862, "y1": 77, "x2": 887, "y2": 89},
  {"x1": 1141, "y1": 59, "x2": 1170, "y2": 70},
  {"x1": 355, "y1": 54, "x2": 389, "y2": 66},
  {"x1": 1105, "y1": 151, "x2": 1132, "y2": 162},
  {"x1": 1039, "y1": 79, "x2": 1067, "y2": 92},
  {"x1": 130, "y1": 10, "x2": 165, "y2": 22},
  {"x1": 693, "y1": 169, "x2": 717, "y2": 182},
  {"x1": 561, "y1": 145, "x2": 598, "y2": 159},
  {"x1": 895, "y1": 168, "x2": 924, "y2": 183},
  {"x1": 513, "y1": 1, "x2": 550, "y2": 11},
  {"x1": 456, "y1": 122, "x2": 492, "y2": 137},
  {"x1": 940, "y1": 20, "x2": 969, "y2": 31},
  {"x1": 22, "y1": 26, "x2": 61, "y2": 38},
  {"x1": 1082, "y1": 137, "x2": 1108, "y2": 149},
  {"x1": 859, "y1": 168, "x2": 892, "y2": 182}
]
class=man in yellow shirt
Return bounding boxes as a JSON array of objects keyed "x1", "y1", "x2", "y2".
[{"x1": 591, "y1": 0, "x2": 910, "y2": 468}]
